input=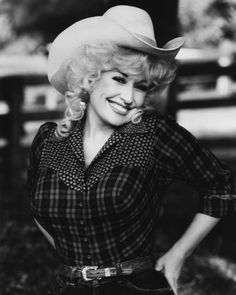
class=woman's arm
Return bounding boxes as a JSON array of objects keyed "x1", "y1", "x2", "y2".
[
  {"x1": 153, "y1": 118, "x2": 235, "y2": 294},
  {"x1": 34, "y1": 218, "x2": 56, "y2": 249},
  {"x1": 155, "y1": 213, "x2": 220, "y2": 295}
]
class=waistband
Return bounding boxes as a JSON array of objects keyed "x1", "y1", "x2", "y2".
[{"x1": 63, "y1": 256, "x2": 154, "y2": 282}]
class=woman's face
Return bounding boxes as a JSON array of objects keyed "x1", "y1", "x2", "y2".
[{"x1": 87, "y1": 70, "x2": 149, "y2": 127}]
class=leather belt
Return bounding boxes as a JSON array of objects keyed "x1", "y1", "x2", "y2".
[{"x1": 63, "y1": 256, "x2": 153, "y2": 281}]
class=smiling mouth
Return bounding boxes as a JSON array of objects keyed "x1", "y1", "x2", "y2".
[{"x1": 107, "y1": 99, "x2": 131, "y2": 115}]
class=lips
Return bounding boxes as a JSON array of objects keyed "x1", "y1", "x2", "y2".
[{"x1": 107, "y1": 99, "x2": 130, "y2": 115}]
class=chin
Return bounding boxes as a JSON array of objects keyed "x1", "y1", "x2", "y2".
[{"x1": 105, "y1": 115, "x2": 129, "y2": 127}]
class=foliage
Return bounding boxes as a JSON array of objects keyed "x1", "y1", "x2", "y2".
[
  {"x1": 0, "y1": 0, "x2": 106, "y2": 44},
  {"x1": 179, "y1": 0, "x2": 236, "y2": 49},
  {"x1": 0, "y1": 14, "x2": 14, "y2": 47},
  {"x1": 0, "y1": 34, "x2": 43, "y2": 54}
]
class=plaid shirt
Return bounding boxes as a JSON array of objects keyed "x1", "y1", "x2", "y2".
[{"x1": 28, "y1": 113, "x2": 236, "y2": 267}]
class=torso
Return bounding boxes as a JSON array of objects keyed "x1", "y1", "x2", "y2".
[{"x1": 29, "y1": 114, "x2": 174, "y2": 266}]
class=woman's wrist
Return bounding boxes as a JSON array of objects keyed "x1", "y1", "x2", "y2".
[
  {"x1": 169, "y1": 241, "x2": 194, "y2": 260},
  {"x1": 169, "y1": 213, "x2": 220, "y2": 260}
]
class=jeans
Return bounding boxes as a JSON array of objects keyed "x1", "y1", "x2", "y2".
[{"x1": 48, "y1": 270, "x2": 174, "y2": 295}]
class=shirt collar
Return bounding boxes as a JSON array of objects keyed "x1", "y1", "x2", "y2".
[
  {"x1": 66, "y1": 115, "x2": 155, "y2": 164},
  {"x1": 119, "y1": 113, "x2": 157, "y2": 135},
  {"x1": 69, "y1": 113, "x2": 152, "y2": 137},
  {"x1": 48, "y1": 113, "x2": 157, "y2": 145},
  {"x1": 118, "y1": 119, "x2": 149, "y2": 134}
]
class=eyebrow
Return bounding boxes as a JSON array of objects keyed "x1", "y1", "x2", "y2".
[
  {"x1": 115, "y1": 70, "x2": 128, "y2": 77},
  {"x1": 114, "y1": 70, "x2": 148, "y2": 84}
]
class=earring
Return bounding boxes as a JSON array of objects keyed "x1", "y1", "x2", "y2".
[
  {"x1": 79, "y1": 88, "x2": 90, "y2": 103},
  {"x1": 79, "y1": 101, "x2": 86, "y2": 111}
]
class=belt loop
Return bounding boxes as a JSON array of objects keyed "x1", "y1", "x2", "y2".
[
  {"x1": 115, "y1": 262, "x2": 123, "y2": 277},
  {"x1": 92, "y1": 280, "x2": 100, "y2": 295}
]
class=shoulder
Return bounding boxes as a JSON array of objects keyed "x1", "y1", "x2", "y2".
[
  {"x1": 143, "y1": 113, "x2": 191, "y2": 137},
  {"x1": 150, "y1": 113, "x2": 197, "y2": 142},
  {"x1": 30, "y1": 121, "x2": 57, "y2": 152},
  {"x1": 33, "y1": 121, "x2": 57, "y2": 141},
  {"x1": 37, "y1": 121, "x2": 57, "y2": 135},
  {"x1": 144, "y1": 113, "x2": 201, "y2": 158}
]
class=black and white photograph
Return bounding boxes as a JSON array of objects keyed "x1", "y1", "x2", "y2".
[{"x1": 0, "y1": 1, "x2": 236, "y2": 294}]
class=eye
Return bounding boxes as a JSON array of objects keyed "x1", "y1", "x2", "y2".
[
  {"x1": 112, "y1": 76, "x2": 126, "y2": 84},
  {"x1": 135, "y1": 84, "x2": 149, "y2": 92}
]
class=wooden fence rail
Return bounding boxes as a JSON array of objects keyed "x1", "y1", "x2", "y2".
[{"x1": 167, "y1": 58, "x2": 236, "y2": 117}]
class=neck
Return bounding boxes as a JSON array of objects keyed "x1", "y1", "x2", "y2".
[{"x1": 84, "y1": 113, "x2": 114, "y2": 139}]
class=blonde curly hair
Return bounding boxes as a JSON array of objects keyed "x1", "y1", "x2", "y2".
[{"x1": 55, "y1": 42, "x2": 177, "y2": 138}]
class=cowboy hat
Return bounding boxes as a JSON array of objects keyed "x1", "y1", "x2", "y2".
[{"x1": 48, "y1": 5, "x2": 185, "y2": 94}]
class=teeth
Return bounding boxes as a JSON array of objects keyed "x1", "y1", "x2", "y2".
[
  {"x1": 111, "y1": 102, "x2": 126, "y2": 110},
  {"x1": 109, "y1": 101, "x2": 128, "y2": 114}
]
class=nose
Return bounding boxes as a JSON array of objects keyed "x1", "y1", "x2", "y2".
[{"x1": 120, "y1": 83, "x2": 134, "y2": 106}]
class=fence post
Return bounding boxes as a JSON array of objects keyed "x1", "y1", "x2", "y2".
[{"x1": 2, "y1": 76, "x2": 24, "y2": 189}]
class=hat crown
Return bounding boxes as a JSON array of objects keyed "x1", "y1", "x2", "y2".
[{"x1": 103, "y1": 5, "x2": 156, "y2": 44}]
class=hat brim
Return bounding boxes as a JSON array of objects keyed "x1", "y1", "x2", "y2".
[{"x1": 48, "y1": 16, "x2": 184, "y2": 94}]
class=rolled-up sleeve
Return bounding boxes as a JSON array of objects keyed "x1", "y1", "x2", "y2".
[{"x1": 159, "y1": 117, "x2": 236, "y2": 218}]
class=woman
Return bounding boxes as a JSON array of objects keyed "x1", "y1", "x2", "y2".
[{"x1": 28, "y1": 5, "x2": 236, "y2": 295}]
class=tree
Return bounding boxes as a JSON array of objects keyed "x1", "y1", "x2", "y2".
[
  {"x1": 179, "y1": 0, "x2": 236, "y2": 49},
  {"x1": 1, "y1": 0, "x2": 106, "y2": 44}
]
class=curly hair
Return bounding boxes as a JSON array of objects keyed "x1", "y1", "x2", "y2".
[{"x1": 55, "y1": 42, "x2": 177, "y2": 138}]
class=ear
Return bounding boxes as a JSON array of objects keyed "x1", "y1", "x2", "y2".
[{"x1": 82, "y1": 75, "x2": 95, "y2": 90}]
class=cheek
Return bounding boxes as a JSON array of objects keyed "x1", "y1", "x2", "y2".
[
  {"x1": 91, "y1": 81, "x2": 117, "y2": 98},
  {"x1": 134, "y1": 93, "x2": 146, "y2": 107},
  {"x1": 90, "y1": 83, "x2": 106, "y2": 100}
]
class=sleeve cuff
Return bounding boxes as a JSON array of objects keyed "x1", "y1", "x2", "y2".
[{"x1": 198, "y1": 194, "x2": 236, "y2": 218}]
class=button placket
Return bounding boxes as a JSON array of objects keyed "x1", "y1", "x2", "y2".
[{"x1": 81, "y1": 183, "x2": 93, "y2": 263}]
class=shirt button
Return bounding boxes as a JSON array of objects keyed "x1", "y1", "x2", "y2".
[
  {"x1": 78, "y1": 202, "x2": 83, "y2": 208},
  {"x1": 87, "y1": 254, "x2": 91, "y2": 260}
]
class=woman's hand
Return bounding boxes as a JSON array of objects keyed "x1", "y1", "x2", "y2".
[
  {"x1": 155, "y1": 214, "x2": 220, "y2": 294},
  {"x1": 155, "y1": 249, "x2": 186, "y2": 295}
]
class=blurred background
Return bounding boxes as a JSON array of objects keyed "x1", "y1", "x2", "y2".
[{"x1": 0, "y1": 0, "x2": 236, "y2": 294}]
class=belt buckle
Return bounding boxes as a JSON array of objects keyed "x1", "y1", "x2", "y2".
[{"x1": 81, "y1": 266, "x2": 98, "y2": 281}]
